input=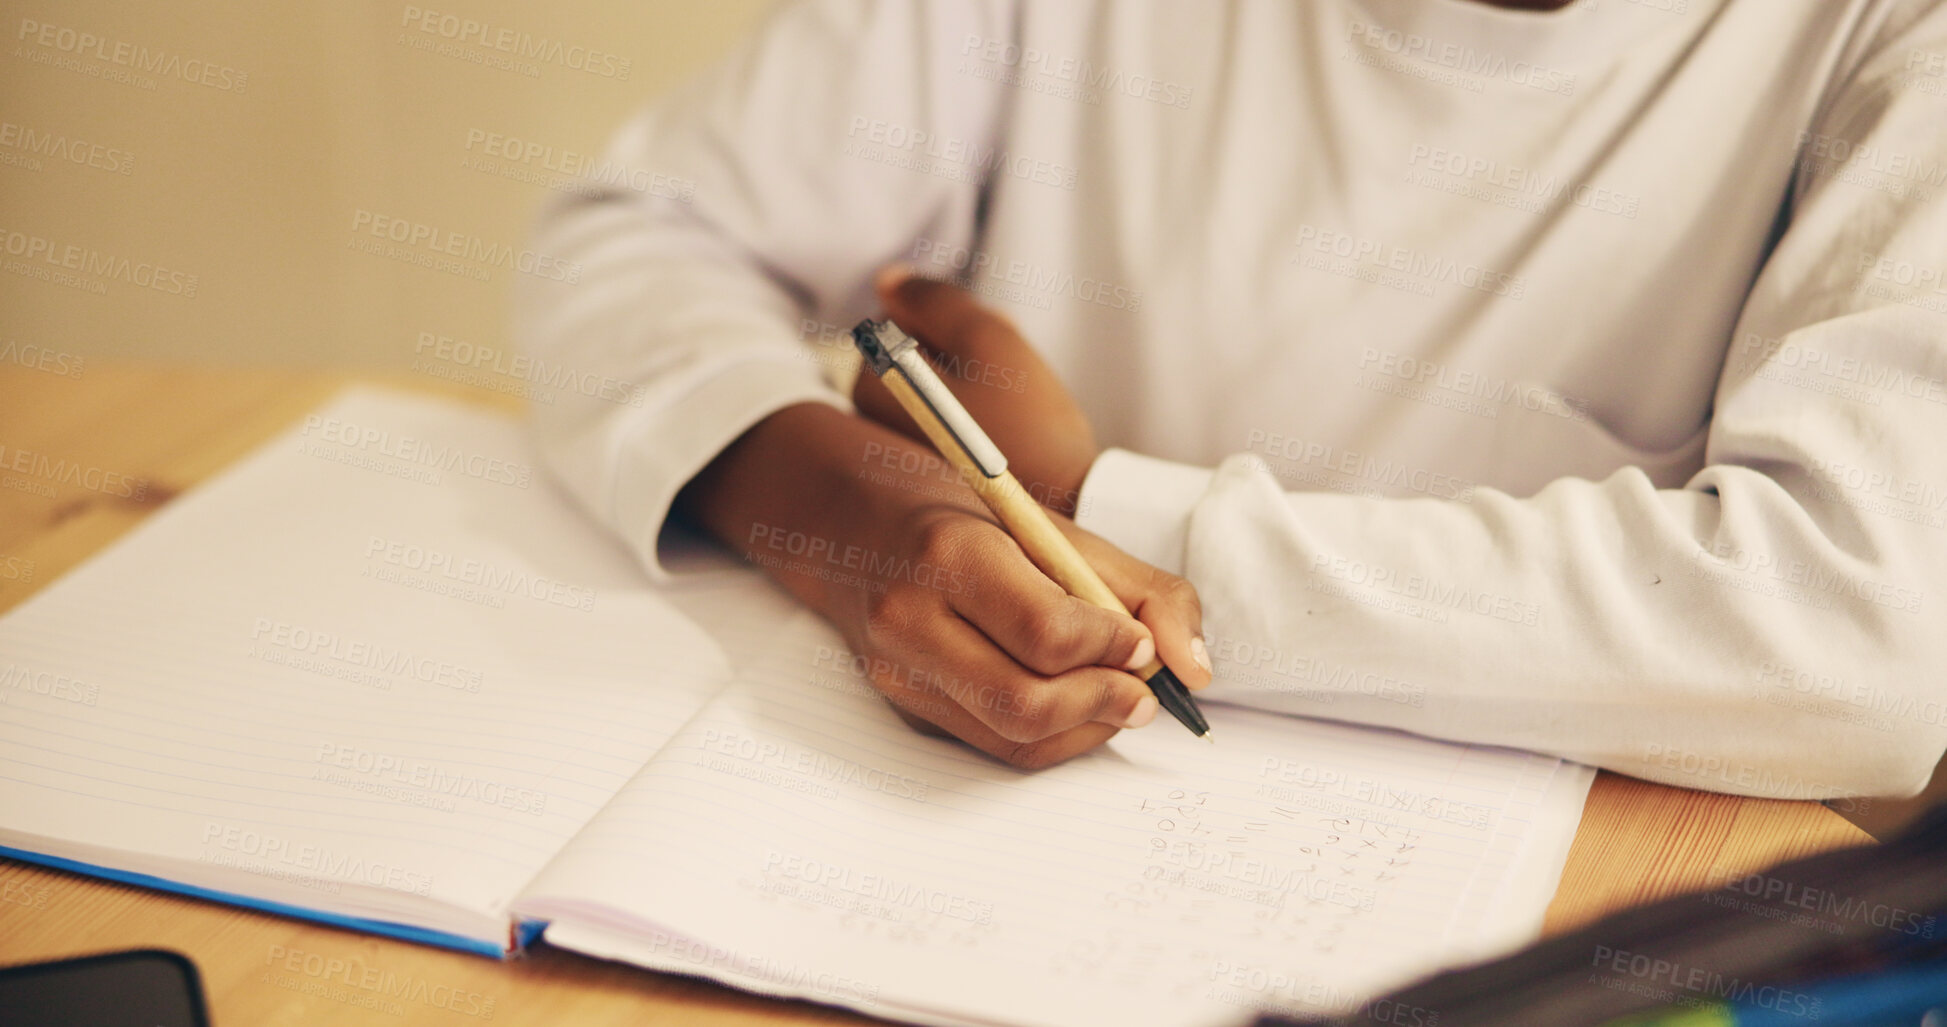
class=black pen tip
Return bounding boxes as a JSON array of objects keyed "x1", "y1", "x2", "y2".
[{"x1": 1143, "y1": 664, "x2": 1211, "y2": 738}]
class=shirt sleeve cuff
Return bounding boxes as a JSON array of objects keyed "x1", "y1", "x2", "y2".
[{"x1": 1073, "y1": 447, "x2": 1216, "y2": 576}]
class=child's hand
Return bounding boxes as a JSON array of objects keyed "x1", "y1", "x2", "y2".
[
  {"x1": 677, "y1": 403, "x2": 1210, "y2": 770},
  {"x1": 853, "y1": 266, "x2": 1101, "y2": 516},
  {"x1": 834, "y1": 496, "x2": 1208, "y2": 769}
]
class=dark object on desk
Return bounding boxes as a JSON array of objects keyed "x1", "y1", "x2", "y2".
[
  {"x1": 0, "y1": 948, "x2": 211, "y2": 1027},
  {"x1": 1259, "y1": 803, "x2": 1947, "y2": 1027}
]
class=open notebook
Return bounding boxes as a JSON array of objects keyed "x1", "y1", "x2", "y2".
[{"x1": 0, "y1": 388, "x2": 1594, "y2": 1026}]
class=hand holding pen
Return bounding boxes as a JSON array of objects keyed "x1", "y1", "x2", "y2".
[
  {"x1": 678, "y1": 269, "x2": 1212, "y2": 766},
  {"x1": 852, "y1": 270, "x2": 1213, "y2": 741}
]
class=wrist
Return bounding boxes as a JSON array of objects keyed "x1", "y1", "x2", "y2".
[
  {"x1": 1019, "y1": 447, "x2": 1100, "y2": 518},
  {"x1": 674, "y1": 402, "x2": 985, "y2": 614},
  {"x1": 674, "y1": 402, "x2": 843, "y2": 548}
]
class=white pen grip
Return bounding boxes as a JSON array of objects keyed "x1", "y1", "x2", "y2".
[{"x1": 888, "y1": 345, "x2": 1008, "y2": 478}]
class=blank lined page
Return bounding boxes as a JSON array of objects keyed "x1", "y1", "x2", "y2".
[
  {"x1": 0, "y1": 389, "x2": 729, "y2": 935},
  {"x1": 520, "y1": 573, "x2": 1594, "y2": 1027}
]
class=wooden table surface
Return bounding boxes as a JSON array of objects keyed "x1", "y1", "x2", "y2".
[{"x1": 0, "y1": 363, "x2": 1875, "y2": 1025}]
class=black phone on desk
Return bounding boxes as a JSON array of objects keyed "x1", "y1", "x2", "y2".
[{"x1": 0, "y1": 949, "x2": 210, "y2": 1027}]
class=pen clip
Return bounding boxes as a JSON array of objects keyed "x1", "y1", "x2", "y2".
[{"x1": 851, "y1": 319, "x2": 1009, "y2": 479}]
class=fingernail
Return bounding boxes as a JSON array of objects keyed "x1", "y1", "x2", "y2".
[
  {"x1": 875, "y1": 263, "x2": 914, "y2": 293},
  {"x1": 1124, "y1": 636, "x2": 1155, "y2": 671},
  {"x1": 1190, "y1": 636, "x2": 1212, "y2": 674},
  {"x1": 1123, "y1": 695, "x2": 1158, "y2": 729}
]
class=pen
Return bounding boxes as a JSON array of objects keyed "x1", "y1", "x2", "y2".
[{"x1": 850, "y1": 317, "x2": 1213, "y2": 742}]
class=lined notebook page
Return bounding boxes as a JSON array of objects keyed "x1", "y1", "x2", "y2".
[
  {"x1": 0, "y1": 389, "x2": 729, "y2": 939},
  {"x1": 520, "y1": 573, "x2": 1594, "y2": 1027}
]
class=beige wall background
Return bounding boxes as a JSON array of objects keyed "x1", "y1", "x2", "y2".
[{"x1": 1, "y1": 0, "x2": 773, "y2": 370}]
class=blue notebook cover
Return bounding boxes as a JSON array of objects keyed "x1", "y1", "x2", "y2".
[{"x1": 0, "y1": 844, "x2": 549, "y2": 958}]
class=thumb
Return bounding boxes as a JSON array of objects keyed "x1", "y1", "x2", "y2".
[{"x1": 874, "y1": 263, "x2": 1032, "y2": 370}]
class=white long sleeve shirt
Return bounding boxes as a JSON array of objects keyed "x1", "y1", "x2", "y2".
[{"x1": 516, "y1": 0, "x2": 1947, "y2": 798}]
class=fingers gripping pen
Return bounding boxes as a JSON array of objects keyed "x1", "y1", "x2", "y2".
[{"x1": 850, "y1": 318, "x2": 1212, "y2": 741}]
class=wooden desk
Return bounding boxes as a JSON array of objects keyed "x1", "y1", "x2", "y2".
[{"x1": 0, "y1": 363, "x2": 1874, "y2": 1025}]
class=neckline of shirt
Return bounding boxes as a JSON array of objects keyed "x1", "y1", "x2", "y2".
[{"x1": 1343, "y1": 0, "x2": 1723, "y2": 68}]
